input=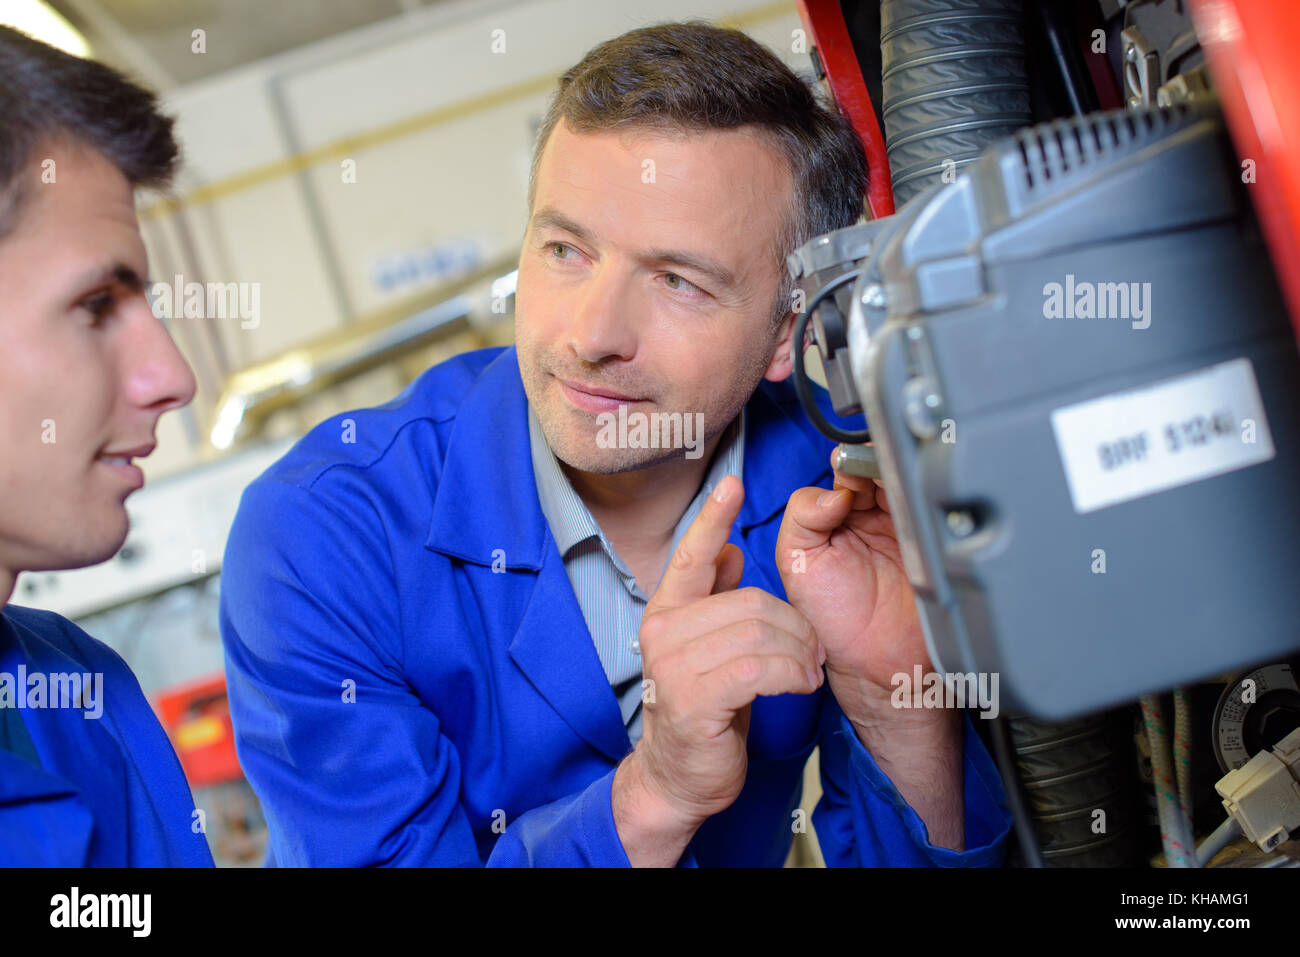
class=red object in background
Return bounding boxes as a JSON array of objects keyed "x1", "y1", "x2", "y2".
[
  {"x1": 155, "y1": 673, "x2": 243, "y2": 789},
  {"x1": 1189, "y1": 0, "x2": 1300, "y2": 342},
  {"x1": 795, "y1": 0, "x2": 895, "y2": 218}
]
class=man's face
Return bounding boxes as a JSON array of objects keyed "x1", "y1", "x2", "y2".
[
  {"x1": 0, "y1": 139, "x2": 195, "y2": 576},
  {"x1": 516, "y1": 119, "x2": 797, "y2": 473}
]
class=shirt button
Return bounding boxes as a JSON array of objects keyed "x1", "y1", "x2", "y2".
[{"x1": 629, "y1": 636, "x2": 641, "y2": 655}]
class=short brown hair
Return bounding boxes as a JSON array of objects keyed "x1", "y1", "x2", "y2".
[{"x1": 528, "y1": 20, "x2": 868, "y2": 330}]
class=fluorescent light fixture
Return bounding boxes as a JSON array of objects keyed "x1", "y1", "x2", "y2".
[{"x1": 0, "y1": 0, "x2": 92, "y2": 58}]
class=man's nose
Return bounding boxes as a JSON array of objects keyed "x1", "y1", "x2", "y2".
[
  {"x1": 122, "y1": 297, "x2": 197, "y2": 414},
  {"x1": 566, "y1": 260, "x2": 638, "y2": 363}
]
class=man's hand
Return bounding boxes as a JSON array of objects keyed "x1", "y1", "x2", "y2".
[
  {"x1": 775, "y1": 459, "x2": 925, "y2": 702},
  {"x1": 612, "y1": 474, "x2": 823, "y2": 866},
  {"x1": 774, "y1": 454, "x2": 965, "y2": 851}
]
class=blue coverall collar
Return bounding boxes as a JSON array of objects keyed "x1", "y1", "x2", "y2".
[
  {"x1": 420, "y1": 346, "x2": 834, "y2": 764},
  {"x1": 0, "y1": 613, "x2": 97, "y2": 865}
]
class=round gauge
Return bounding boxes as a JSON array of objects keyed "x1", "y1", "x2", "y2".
[{"x1": 1212, "y1": 663, "x2": 1300, "y2": 773}]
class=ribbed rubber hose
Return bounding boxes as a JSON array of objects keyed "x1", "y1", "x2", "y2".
[
  {"x1": 880, "y1": 0, "x2": 1033, "y2": 205},
  {"x1": 1005, "y1": 711, "x2": 1142, "y2": 866}
]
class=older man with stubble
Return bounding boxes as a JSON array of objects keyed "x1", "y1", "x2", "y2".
[{"x1": 221, "y1": 20, "x2": 1012, "y2": 867}]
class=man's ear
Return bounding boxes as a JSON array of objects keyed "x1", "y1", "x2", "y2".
[{"x1": 763, "y1": 309, "x2": 798, "y2": 382}]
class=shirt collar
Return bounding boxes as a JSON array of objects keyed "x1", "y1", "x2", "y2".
[
  {"x1": 527, "y1": 403, "x2": 602, "y2": 558},
  {"x1": 527, "y1": 402, "x2": 746, "y2": 565}
]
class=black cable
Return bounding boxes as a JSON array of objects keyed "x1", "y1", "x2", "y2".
[
  {"x1": 991, "y1": 713, "x2": 1046, "y2": 868},
  {"x1": 791, "y1": 269, "x2": 871, "y2": 446}
]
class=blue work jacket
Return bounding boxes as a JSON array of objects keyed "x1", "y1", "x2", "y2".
[
  {"x1": 220, "y1": 345, "x2": 1011, "y2": 866},
  {"x1": 0, "y1": 606, "x2": 214, "y2": 866}
]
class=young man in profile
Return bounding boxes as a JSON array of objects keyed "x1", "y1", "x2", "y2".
[
  {"x1": 222, "y1": 21, "x2": 1012, "y2": 866},
  {"x1": 0, "y1": 27, "x2": 211, "y2": 866}
]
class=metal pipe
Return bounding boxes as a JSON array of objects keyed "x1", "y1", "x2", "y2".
[{"x1": 207, "y1": 258, "x2": 517, "y2": 450}]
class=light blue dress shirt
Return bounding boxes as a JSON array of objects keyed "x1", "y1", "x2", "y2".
[{"x1": 526, "y1": 403, "x2": 744, "y2": 746}]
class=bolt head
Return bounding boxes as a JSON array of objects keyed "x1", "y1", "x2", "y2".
[{"x1": 946, "y1": 509, "x2": 976, "y2": 537}]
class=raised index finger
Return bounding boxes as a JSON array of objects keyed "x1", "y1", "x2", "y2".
[{"x1": 652, "y1": 473, "x2": 744, "y2": 610}]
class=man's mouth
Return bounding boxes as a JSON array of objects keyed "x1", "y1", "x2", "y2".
[
  {"x1": 556, "y1": 376, "x2": 647, "y2": 414},
  {"x1": 96, "y1": 443, "x2": 154, "y2": 490}
]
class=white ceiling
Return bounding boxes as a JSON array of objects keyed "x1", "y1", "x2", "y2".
[{"x1": 49, "y1": 0, "x2": 446, "y2": 89}]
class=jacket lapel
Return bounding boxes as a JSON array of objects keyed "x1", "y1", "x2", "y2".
[
  {"x1": 0, "y1": 749, "x2": 95, "y2": 866},
  {"x1": 509, "y1": 545, "x2": 632, "y2": 762},
  {"x1": 0, "y1": 625, "x2": 96, "y2": 865},
  {"x1": 424, "y1": 347, "x2": 630, "y2": 763}
]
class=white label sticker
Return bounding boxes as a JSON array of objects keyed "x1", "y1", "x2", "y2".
[{"x1": 1051, "y1": 358, "x2": 1275, "y2": 514}]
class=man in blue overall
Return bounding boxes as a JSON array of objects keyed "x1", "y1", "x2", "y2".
[
  {"x1": 221, "y1": 21, "x2": 1012, "y2": 866},
  {"x1": 0, "y1": 27, "x2": 211, "y2": 866}
]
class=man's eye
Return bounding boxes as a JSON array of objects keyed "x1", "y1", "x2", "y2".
[
  {"x1": 80, "y1": 292, "x2": 117, "y2": 325},
  {"x1": 663, "y1": 273, "x2": 702, "y2": 295},
  {"x1": 547, "y1": 242, "x2": 578, "y2": 261}
]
